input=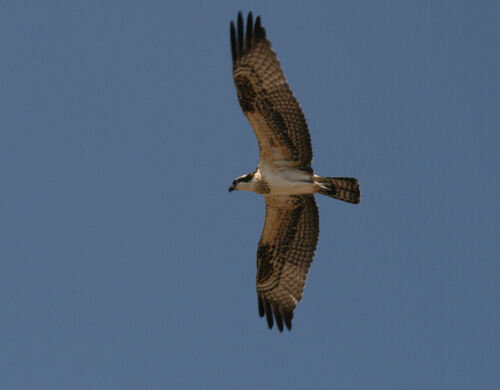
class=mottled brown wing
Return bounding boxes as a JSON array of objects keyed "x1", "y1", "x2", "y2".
[
  {"x1": 257, "y1": 195, "x2": 319, "y2": 331},
  {"x1": 230, "y1": 12, "x2": 313, "y2": 169}
]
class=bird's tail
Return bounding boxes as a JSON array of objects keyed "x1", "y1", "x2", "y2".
[{"x1": 315, "y1": 177, "x2": 361, "y2": 204}]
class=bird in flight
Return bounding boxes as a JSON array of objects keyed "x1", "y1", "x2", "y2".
[{"x1": 229, "y1": 12, "x2": 361, "y2": 331}]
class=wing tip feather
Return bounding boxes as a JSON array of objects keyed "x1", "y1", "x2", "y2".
[
  {"x1": 284, "y1": 311, "x2": 293, "y2": 331},
  {"x1": 258, "y1": 297, "x2": 265, "y2": 317},
  {"x1": 254, "y1": 15, "x2": 266, "y2": 39},
  {"x1": 274, "y1": 306, "x2": 284, "y2": 332},
  {"x1": 237, "y1": 12, "x2": 244, "y2": 58},
  {"x1": 245, "y1": 12, "x2": 254, "y2": 49},
  {"x1": 258, "y1": 296, "x2": 293, "y2": 332},
  {"x1": 230, "y1": 11, "x2": 265, "y2": 66},
  {"x1": 264, "y1": 300, "x2": 274, "y2": 329}
]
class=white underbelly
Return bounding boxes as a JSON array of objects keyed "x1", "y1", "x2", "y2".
[{"x1": 259, "y1": 164, "x2": 316, "y2": 195}]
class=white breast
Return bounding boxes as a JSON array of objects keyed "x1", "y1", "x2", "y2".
[{"x1": 258, "y1": 162, "x2": 316, "y2": 195}]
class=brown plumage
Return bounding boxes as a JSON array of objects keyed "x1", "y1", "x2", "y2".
[
  {"x1": 231, "y1": 12, "x2": 313, "y2": 169},
  {"x1": 229, "y1": 12, "x2": 361, "y2": 332},
  {"x1": 257, "y1": 195, "x2": 319, "y2": 331}
]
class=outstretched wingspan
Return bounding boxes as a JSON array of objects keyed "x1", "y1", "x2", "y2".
[
  {"x1": 257, "y1": 195, "x2": 319, "y2": 331},
  {"x1": 229, "y1": 12, "x2": 361, "y2": 332},
  {"x1": 230, "y1": 12, "x2": 313, "y2": 170}
]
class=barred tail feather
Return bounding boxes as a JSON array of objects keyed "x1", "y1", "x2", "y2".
[{"x1": 316, "y1": 177, "x2": 361, "y2": 204}]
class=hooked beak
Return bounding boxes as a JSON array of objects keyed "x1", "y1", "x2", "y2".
[{"x1": 228, "y1": 185, "x2": 235, "y2": 193}]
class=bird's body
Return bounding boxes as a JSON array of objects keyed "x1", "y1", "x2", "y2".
[
  {"x1": 234, "y1": 164, "x2": 316, "y2": 195},
  {"x1": 229, "y1": 12, "x2": 361, "y2": 331}
]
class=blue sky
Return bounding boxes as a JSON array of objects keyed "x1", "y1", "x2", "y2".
[{"x1": 1, "y1": 1, "x2": 499, "y2": 389}]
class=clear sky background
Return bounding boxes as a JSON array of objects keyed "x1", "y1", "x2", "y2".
[{"x1": 1, "y1": 1, "x2": 499, "y2": 389}]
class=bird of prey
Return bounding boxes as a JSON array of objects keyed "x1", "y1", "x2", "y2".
[{"x1": 229, "y1": 12, "x2": 361, "y2": 332}]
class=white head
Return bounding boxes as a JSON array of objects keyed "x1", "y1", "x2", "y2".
[{"x1": 228, "y1": 173, "x2": 255, "y2": 192}]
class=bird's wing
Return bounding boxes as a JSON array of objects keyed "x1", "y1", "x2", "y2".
[
  {"x1": 230, "y1": 12, "x2": 313, "y2": 170},
  {"x1": 257, "y1": 194, "x2": 319, "y2": 331}
]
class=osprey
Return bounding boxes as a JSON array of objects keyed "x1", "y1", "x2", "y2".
[{"x1": 229, "y1": 12, "x2": 361, "y2": 331}]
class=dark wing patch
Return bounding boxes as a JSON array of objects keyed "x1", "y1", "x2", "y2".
[
  {"x1": 256, "y1": 195, "x2": 319, "y2": 331},
  {"x1": 230, "y1": 12, "x2": 313, "y2": 169}
]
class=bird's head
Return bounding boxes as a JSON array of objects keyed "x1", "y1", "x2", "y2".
[{"x1": 228, "y1": 173, "x2": 254, "y2": 192}]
